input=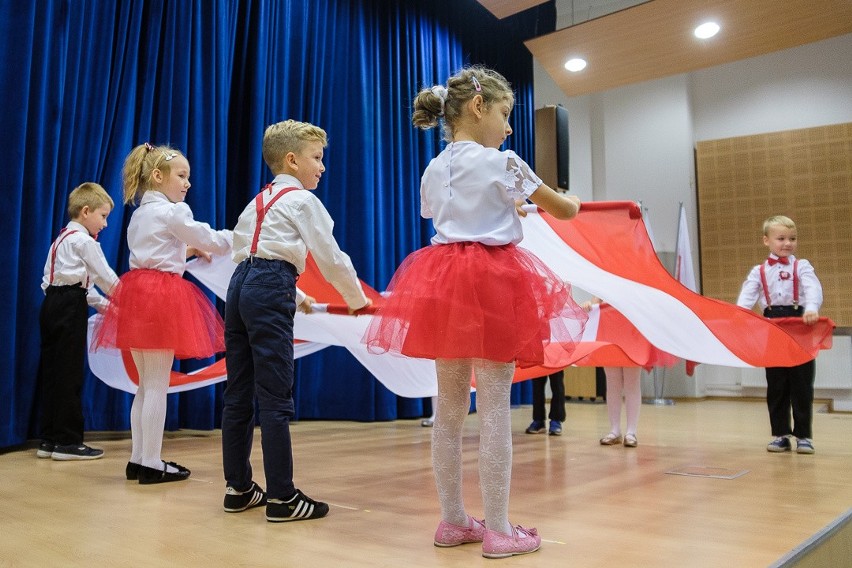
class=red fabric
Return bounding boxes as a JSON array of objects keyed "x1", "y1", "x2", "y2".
[
  {"x1": 364, "y1": 242, "x2": 587, "y2": 367},
  {"x1": 93, "y1": 269, "x2": 225, "y2": 359},
  {"x1": 540, "y1": 204, "x2": 834, "y2": 368},
  {"x1": 513, "y1": 303, "x2": 678, "y2": 381}
]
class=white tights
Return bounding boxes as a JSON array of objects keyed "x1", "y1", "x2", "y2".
[
  {"x1": 130, "y1": 350, "x2": 179, "y2": 472},
  {"x1": 604, "y1": 366, "x2": 642, "y2": 436},
  {"x1": 433, "y1": 358, "x2": 514, "y2": 535}
]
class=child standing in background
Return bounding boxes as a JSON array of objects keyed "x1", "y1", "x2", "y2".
[
  {"x1": 94, "y1": 143, "x2": 232, "y2": 483},
  {"x1": 38, "y1": 182, "x2": 119, "y2": 461},
  {"x1": 524, "y1": 370, "x2": 566, "y2": 436},
  {"x1": 737, "y1": 215, "x2": 823, "y2": 454},
  {"x1": 365, "y1": 66, "x2": 586, "y2": 559},
  {"x1": 222, "y1": 120, "x2": 371, "y2": 521}
]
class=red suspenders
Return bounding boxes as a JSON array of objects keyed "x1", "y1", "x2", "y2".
[
  {"x1": 249, "y1": 184, "x2": 300, "y2": 255},
  {"x1": 759, "y1": 259, "x2": 799, "y2": 308},
  {"x1": 49, "y1": 228, "x2": 78, "y2": 284}
]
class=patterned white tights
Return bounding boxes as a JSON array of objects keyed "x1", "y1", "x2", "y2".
[
  {"x1": 130, "y1": 350, "x2": 178, "y2": 472},
  {"x1": 433, "y1": 358, "x2": 514, "y2": 535}
]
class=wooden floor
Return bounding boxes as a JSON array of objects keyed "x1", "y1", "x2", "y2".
[{"x1": 2, "y1": 399, "x2": 851, "y2": 568}]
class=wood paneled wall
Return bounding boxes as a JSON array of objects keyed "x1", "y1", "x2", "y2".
[{"x1": 696, "y1": 123, "x2": 852, "y2": 327}]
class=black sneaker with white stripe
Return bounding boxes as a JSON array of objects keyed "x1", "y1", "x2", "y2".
[
  {"x1": 223, "y1": 481, "x2": 268, "y2": 512},
  {"x1": 266, "y1": 489, "x2": 329, "y2": 522}
]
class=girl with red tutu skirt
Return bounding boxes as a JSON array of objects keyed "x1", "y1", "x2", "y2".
[
  {"x1": 93, "y1": 143, "x2": 232, "y2": 484},
  {"x1": 364, "y1": 66, "x2": 587, "y2": 559}
]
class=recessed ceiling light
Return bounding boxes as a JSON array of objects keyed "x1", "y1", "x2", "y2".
[
  {"x1": 564, "y1": 58, "x2": 587, "y2": 72},
  {"x1": 694, "y1": 21, "x2": 720, "y2": 39}
]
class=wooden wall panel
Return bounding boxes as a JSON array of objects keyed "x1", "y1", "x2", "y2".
[{"x1": 696, "y1": 123, "x2": 852, "y2": 327}]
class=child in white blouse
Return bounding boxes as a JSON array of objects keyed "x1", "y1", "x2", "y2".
[
  {"x1": 94, "y1": 143, "x2": 232, "y2": 483},
  {"x1": 38, "y1": 182, "x2": 119, "y2": 461},
  {"x1": 737, "y1": 215, "x2": 823, "y2": 454},
  {"x1": 365, "y1": 66, "x2": 586, "y2": 559}
]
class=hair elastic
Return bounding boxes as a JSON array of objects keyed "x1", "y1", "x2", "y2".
[{"x1": 430, "y1": 85, "x2": 448, "y2": 116}]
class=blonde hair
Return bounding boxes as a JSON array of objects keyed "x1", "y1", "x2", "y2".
[
  {"x1": 67, "y1": 182, "x2": 114, "y2": 219},
  {"x1": 122, "y1": 143, "x2": 185, "y2": 205},
  {"x1": 412, "y1": 65, "x2": 514, "y2": 141},
  {"x1": 262, "y1": 120, "x2": 328, "y2": 173},
  {"x1": 763, "y1": 215, "x2": 796, "y2": 235}
]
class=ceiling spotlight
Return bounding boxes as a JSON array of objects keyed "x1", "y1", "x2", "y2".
[
  {"x1": 564, "y1": 58, "x2": 587, "y2": 72},
  {"x1": 694, "y1": 22, "x2": 720, "y2": 39}
]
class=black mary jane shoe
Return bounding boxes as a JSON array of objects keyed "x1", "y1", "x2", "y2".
[
  {"x1": 126, "y1": 462, "x2": 141, "y2": 480},
  {"x1": 137, "y1": 462, "x2": 191, "y2": 485}
]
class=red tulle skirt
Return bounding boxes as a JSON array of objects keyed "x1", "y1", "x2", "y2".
[
  {"x1": 364, "y1": 242, "x2": 587, "y2": 367},
  {"x1": 92, "y1": 269, "x2": 224, "y2": 360}
]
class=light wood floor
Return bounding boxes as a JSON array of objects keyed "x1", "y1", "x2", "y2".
[{"x1": 2, "y1": 400, "x2": 851, "y2": 568}]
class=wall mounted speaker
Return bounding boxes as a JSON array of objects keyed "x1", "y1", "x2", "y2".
[{"x1": 534, "y1": 105, "x2": 569, "y2": 190}]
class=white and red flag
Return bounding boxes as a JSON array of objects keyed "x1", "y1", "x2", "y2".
[{"x1": 87, "y1": 202, "x2": 834, "y2": 396}]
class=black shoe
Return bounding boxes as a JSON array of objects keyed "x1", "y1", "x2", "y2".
[
  {"x1": 126, "y1": 462, "x2": 141, "y2": 480},
  {"x1": 51, "y1": 444, "x2": 104, "y2": 461},
  {"x1": 138, "y1": 462, "x2": 191, "y2": 484},
  {"x1": 224, "y1": 482, "x2": 268, "y2": 512},
  {"x1": 37, "y1": 441, "x2": 55, "y2": 459},
  {"x1": 266, "y1": 489, "x2": 329, "y2": 522},
  {"x1": 127, "y1": 460, "x2": 187, "y2": 480}
]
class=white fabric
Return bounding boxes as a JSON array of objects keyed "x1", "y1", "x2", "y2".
[
  {"x1": 604, "y1": 366, "x2": 642, "y2": 436},
  {"x1": 421, "y1": 142, "x2": 541, "y2": 246},
  {"x1": 130, "y1": 349, "x2": 175, "y2": 471},
  {"x1": 675, "y1": 204, "x2": 697, "y2": 292},
  {"x1": 232, "y1": 174, "x2": 368, "y2": 309},
  {"x1": 41, "y1": 221, "x2": 119, "y2": 311},
  {"x1": 128, "y1": 191, "x2": 232, "y2": 275},
  {"x1": 736, "y1": 256, "x2": 823, "y2": 313}
]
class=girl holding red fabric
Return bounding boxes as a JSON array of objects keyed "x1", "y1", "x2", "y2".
[
  {"x1": 365, "y1": 66, "x2": 586, "y2": 559},
  {"x1": 94, "y1": 143, "x2": 232, "y2": 483}
]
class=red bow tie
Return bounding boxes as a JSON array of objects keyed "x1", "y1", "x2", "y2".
[{"x1": 767, "y1": 256, "x2": 789, "y2": 266}]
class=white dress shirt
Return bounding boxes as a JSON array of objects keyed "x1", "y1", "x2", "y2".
[
  {"x1": 232, "y1": 174, "x2": 368, "y2": 310},
  {"x1": 41, "y1": 220, "x2": 119, "y2": 311},
  {"x1": 128, "y1": 191, "x2": 232, "y2": 275},
  {"x1": 420, "y1": 141, "x2": 542, "y2": 246},
  {"x1": 736, "y1": 255, "x2": 823, "y2": 313}
]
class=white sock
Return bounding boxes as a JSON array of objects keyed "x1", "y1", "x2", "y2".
[
  {"x1": 623, "y1": 367, "x2": 642, "y2": 436},
  {"x1": 473, "y1": 359, "x2": 514, "y2": 536},
  {"x1": 433, "y1": 359, "x2": 473, "y2": 527},
  {"x1": 133, "y1": 350, "x2": 178, "y2": 472},
  {"x1": 604, "y1": 367, "x2": 624, "y2": 436}
]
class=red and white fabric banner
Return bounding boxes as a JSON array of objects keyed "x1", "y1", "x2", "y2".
[{"x1": 87, "y1": 201, "x2": 834, "y2": 396}]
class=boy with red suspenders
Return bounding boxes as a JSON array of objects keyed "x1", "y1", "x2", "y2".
[
  {"x1": 37, "y1": 182, "x2": 118, "y2": 460},
  {"x1": 221, "y1": 120, "x2": 371, "y2": 521},
  {"x1": 737, "y1": 215, "x2": 823, "y2": 454}
]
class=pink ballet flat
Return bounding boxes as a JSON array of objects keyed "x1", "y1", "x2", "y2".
[
  {"x1": 434, "y1": 515, "x2": 486, "y2": 547},
  {"x1": 482, "y1": 525, "x2": 541, "y2": 558}
]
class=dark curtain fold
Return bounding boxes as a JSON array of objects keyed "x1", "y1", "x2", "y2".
[{"x1": 0, "y1": 0, "x2": 555, "y2": 449}]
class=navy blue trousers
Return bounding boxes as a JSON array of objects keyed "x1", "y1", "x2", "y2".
[{"x1": 222, "y1": 258, "x2": 298, "y2": 499}]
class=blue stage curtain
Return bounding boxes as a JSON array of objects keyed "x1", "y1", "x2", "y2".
[{"x1": 0, "y1": 0, "x2": 555, "y2": 449}]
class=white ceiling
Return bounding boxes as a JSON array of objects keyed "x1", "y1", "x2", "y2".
[{"x1": 476, "y1": 0, "x2": 852, "y2": 98}]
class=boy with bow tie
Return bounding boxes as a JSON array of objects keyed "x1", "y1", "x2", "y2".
[{"x1": 737, "y1": 215, "x2": 823, "y2": 454}]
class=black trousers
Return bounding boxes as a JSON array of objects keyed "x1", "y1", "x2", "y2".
[
  {"x1": 531, "y1": 370, "x2": 566, "y2": 422},
  {"x1": 38, "y1": 285, "x2": 88, "y2": 445},
  {"x1": 764, "y1": 305, "x2": 815, "y2": 439}
]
